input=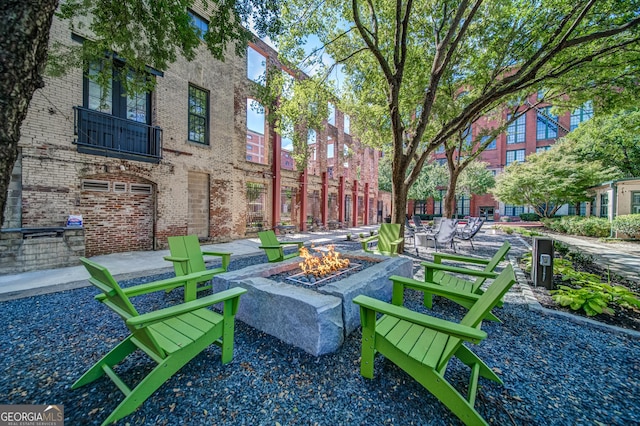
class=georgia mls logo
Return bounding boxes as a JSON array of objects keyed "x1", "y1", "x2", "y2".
[{"x1": 0, "y1": 404, "x2": 64, "y2": 426}]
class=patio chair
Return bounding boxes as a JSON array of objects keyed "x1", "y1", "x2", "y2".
[
  {"x1": 74, "y1": 258, "x2": 246, "y2": 426},
  {"x1": 404, "y1": 217, "x2": 416, "y2": 244},
  {"x1": 258, "y1": 230, "x2": 304, "y2": 262},
  {"x1": 164, "y1": 235, "x2": 232, "y2": 301},
  {"x1": 361, "y1": 223, "x2": 403, "y2": 256},
  {"x1": 416, "y1": 218, "x2": 458, "y2": 254},
  {"x1": 395, "y1": 241, "x2": 511, "y2": 321},
  {"x1": 353, "y1": 265, "x2": 516, "y2": 426},
  {"x1": 456, "y1": 219, "x2": 485, "y2": 249},
  {"x1": 412, "y1": 214, "x2": 430, "y2": 232}
]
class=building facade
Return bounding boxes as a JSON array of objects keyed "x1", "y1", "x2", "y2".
[
  {"x1": 407, "y1": 93, "x2": 593, "y2": 220},
  {"x1": 0, "y1": 8, "x2": 382, "y2": 273}
]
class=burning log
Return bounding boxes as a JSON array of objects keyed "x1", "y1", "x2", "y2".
[{"x1": 299, "y1": 245, "x2": 350, "y2": 277}]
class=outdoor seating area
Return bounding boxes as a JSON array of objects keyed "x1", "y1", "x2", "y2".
[{"x1": 1, "y1": 226, "x2": 639, "y2": 425}]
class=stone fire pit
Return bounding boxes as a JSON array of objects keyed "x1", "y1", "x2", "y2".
[{"x1": 213, "y1": 252, "x2": 412, "y2": 356}]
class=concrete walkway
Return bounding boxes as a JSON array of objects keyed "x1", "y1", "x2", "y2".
[
  {"x1": 2, "y1": 224, "x2": 639, "y2": 302},
  {"x1": 540, "y1": 232, "x2": 640, "y2": 282},
  {"x1": 0, "y1": 225, "x2": 379, "y2": 302}
]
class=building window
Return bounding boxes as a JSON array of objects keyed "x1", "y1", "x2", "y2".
[
  {"x1": 188, "y1": 9, "x2": 209, "y2": 40},
  {"x1": 506, "y1": 149, "x2": 525, "y2": 166},
  {"x1": 570, "y1": 101, "x2": 594, "y2": 130},
  {"x1": 481, "y1": 135, "x2": 496, "y2": 150},
  {"x1": 344, "y1": 114, "x2": 350, "y2": 134},
  {"x1": 328, "y1": 102, "x2": 336, "y2": 126},
  {"x1": 85, "y1": 63, "x2": 150, "y2": 124},
  {"x1": 506, "y1": 113, "x2": 526, "y2": 144},
  {"x1": 327, "y1": 135, "x2": 334, "y2": 158},
  {"x1": 463, "y1": 125, "x2": 472, "y2": 144},
  {"x1": 456, "y1": 195, "x2": 470, "y2": 216},
  {"x1": 433, "y1": 190, "x2": 446, "y2": 215},
  {"x1": 504, "y1": 204, "x2": 524, "y2": 216},
  {"x1": 246, "y1": 99, "x2": 266, "y2": 164},
  {"x1": 536, "y1": 106, "x2": 558, "y2": 140},
  {"x1": 600, "y1": 193, "x2": 609, "y2": 217},
  {"x1": 414, "y1": 200, "x2": 427, "y2": 215},
  {"x1": 632, "y1": 192, "x2": 640, "y2": 214},
  {"x1": 247, "y1": 46, "x2": 266, "y2": 85},
  {"x1": 536, "y1": 146, "x2": 551, "y2": 153},
  {"x1": 188, "y1": 85, "x2": 209, "y2": 144},
  {"x1": 246, "y1": 183, "x2": 267, "y2": 230}
]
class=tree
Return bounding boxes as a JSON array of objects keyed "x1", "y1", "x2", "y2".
[
  {"x1": 563, "y1": 109, "x2": 640, "y2": 178},
  {"x1": 491, "y1": 143, "x2": 618, "y2": 218},
  {"x1": 276, "y1": 0, "x2": 640, "y2": 228},
  {"x1": 0, "y1": 0, "x2": 280, "y2": 226}
]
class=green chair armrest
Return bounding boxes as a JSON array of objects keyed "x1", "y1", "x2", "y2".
[
  {"x1": 95, "y1": 269, "x2": 217, "y2": 301},
  {"x1": 259, "y1": 244, "x2": 285, "y2": 249},
  {"x1": 360, "y1": 235, "x2": 379, "y2": 244},
  {"x1": 434, "y1": 252, "x2": 491, "y2": 265},
  {"x1": 279, "y1": 241, "x2": 304, "y2": 248},
  {"x1": 127, "y1": 287, "x2": 247, "y2": 328},
  {"x1": 421, "y1": 261, "x2": 498, "y2": 281},
  {"x1": 389, "y1": 275, "x2": 482, "y2": 304},
  {"x1": 202, "y1": 251, "x2": 232, "y2": 270},
  {"x1": 163, "y1": 255, "x2": 189, "y2": 263},
  {"x1": 353, "y1": 295, "x2": 486, "y2": 343}
]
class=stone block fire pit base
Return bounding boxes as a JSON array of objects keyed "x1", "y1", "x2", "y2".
[{"x1": 213, "y1": 252, "x2": 412, "y2": 356}]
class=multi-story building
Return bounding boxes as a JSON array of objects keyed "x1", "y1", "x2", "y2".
[
  {"x1": 407, "y1": 93, "x2": 593, "y2": 220},
  {"x1": 0, "y1": 8, "x2": 383, "y2": 273}
]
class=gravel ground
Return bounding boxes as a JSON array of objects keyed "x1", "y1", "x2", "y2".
[{"x1": 1, "y1": 234, "x2": 639, "y2": 425}]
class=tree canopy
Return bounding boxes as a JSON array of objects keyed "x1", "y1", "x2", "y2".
[
  {"x1": 562, "y1": 109, "x2": 640, "y2": 178},
  {"x1": 491, "y1": 143, "x2": 619, "y2": 218},
  {"x1": 0, "y1": 0, "x2": 281, "y2": 226},
  {"x1": 275, "y1": 0, "x2": 640, "y2": 223}
]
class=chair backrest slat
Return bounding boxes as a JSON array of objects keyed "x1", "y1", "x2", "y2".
[
  {"x1": 258, "y1": 230, "x2": 283, "y2": 262},
  {"x1": 167, "y1": 235, "x2": 207, "y2": 274},
  {"x1": 438, "y1": 265, "x2": 515, "y2": 368},
  {"x1": 471, "y1": 240, "x2": 511, "y2": 290},
  {"x1": 378, "y1": 223, "x2": 401, "y2": 253},
  {"x1": 80, "y1": 258, "x2": 166, "y2": 359}
]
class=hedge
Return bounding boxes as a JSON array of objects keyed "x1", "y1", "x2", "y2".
[
  {"x1": 612, "y1": 214, "x2": 640, "y2": 238},
  {"x1": 541, "y1": 216, "x2": 611, "y2": 238}
]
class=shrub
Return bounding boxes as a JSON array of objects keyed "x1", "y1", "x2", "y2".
[
  {"x1": 612, "y1": 214, "x2": 640, "y2": 238},
  {"x1": 541, "y1": 216, "x2": 610, "y2": 238},
  {"x1": 519, "y1": 212, "x2": 540, "y2": 221}
]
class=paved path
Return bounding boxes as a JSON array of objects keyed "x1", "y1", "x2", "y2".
[
  {"x1": 540, "y1": 232, "x2": 640, "y2": 282},
  {"x1": 1, "y1": 224, "x2": 638, "y2": 302},
  {"x1": 0, "y1": 225, "x2": 378, "y2": 301}
]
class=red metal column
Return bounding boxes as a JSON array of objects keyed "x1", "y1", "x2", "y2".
[
  {"x1": 321, "y1": 171, "x2": 329, "y2": 226},
  {"x1": 299, "y1": 171, "x2": 308, "y2": 231},
  {"x1": 338, "y1": 176, "x2": 345, "y2": 223},
  {"x1": 352, "y1": 180, "x2": 358, "y2": 227},
  {"x1": 272, "y1": 130, "x2": 282, "y2": 232},
  {"x1": 364, "y1": 182, "x2": 369, "y2": 225}
]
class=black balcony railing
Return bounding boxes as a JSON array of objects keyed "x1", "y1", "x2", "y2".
[{"x1": 74, "y1": 106, "x2": 162, "y2": 163}]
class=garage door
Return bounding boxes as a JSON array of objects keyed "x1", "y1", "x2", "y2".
[{"x1": 81, "y1": 176, "x2": 155, "y2": 256}]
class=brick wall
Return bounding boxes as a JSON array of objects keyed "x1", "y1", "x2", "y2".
[{"x1": 4, "y1": 9, "x2": 381, "y2": 272}]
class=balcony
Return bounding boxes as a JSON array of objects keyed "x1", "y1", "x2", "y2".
[{"x1": 74, "y1": 106, "x2": 162, "y2": 163}]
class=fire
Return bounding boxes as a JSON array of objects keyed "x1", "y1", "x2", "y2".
[{"x1": 299, "y1": 245, "x2": 351, "y2": 277}]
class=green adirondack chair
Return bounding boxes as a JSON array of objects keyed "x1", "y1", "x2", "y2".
[
  {"x1": 74, "y1": 258, "x2": 246, "y2": 426},
  {"x1": 258, "y1": 230, "x2": 304, "y2": 262},
  {"x1": 391, "y1": 241, "x2": 511, "y2": 319},
  {"x1": 164, "y1": 235, "x2": 232, "y2": 301},
  {"x1": 353, "y1": 264, "x2": 516, "y2": 426},
  {"x1": 360, "y1": 223, "x2": 403, "y2": 256}
]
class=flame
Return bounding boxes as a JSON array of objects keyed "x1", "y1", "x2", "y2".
[{"x1": 299, "y1": 245, "x2": 350, "y2": 277}]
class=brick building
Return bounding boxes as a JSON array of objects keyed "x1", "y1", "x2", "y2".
[
  {"x1": 0, "y1": 8, "x2": 383, "y2": 273},
  {"x1": 407, "y1": 93, "x2": 594, "y2": 220}
]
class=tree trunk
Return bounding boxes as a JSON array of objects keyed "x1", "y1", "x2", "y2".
[
  {"x1": 0, "y1": 0, "x2": 59, "y2": 227},
  {"x1": 443, "y1": 171, "x2": 460, "y2": 218}
]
